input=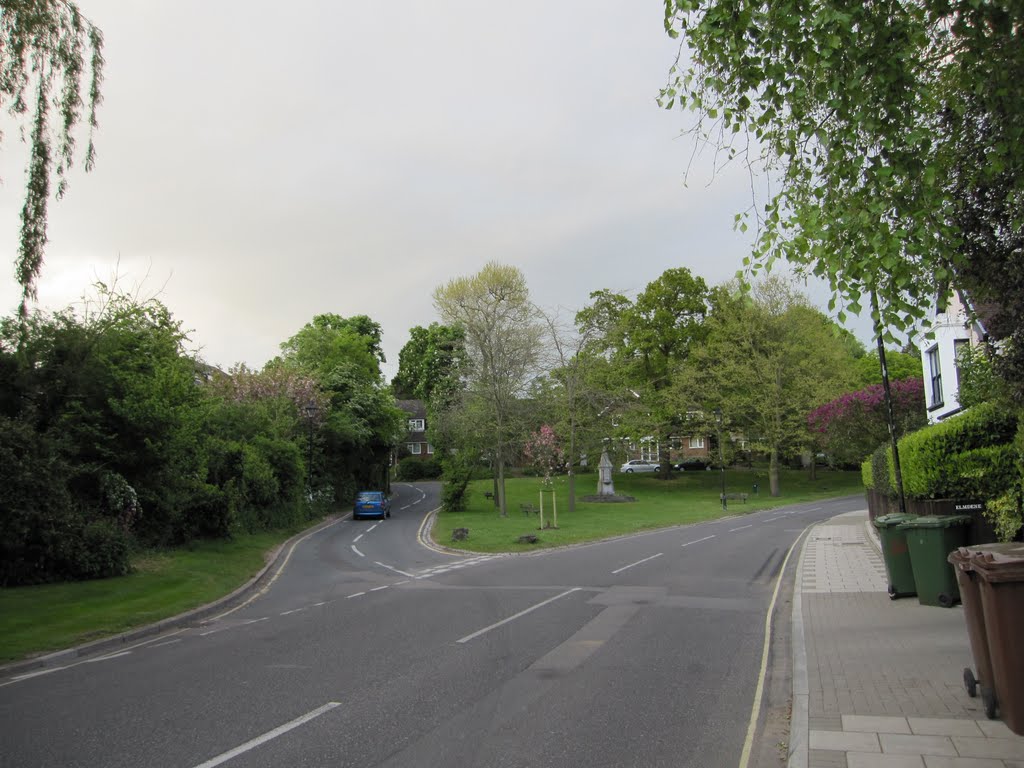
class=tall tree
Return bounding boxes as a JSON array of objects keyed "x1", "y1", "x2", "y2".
[
  {"x1": 279, "y1": 313, "x2": 403, "y2": 495},
  {"x1": 391, "y1": 323, "x2": 467, "y2": 405},
  {"x1": 692, "y1": 278, "x2": 859, "y2": 496},
  {"x1": 1, "y1": 1, "x2": 105, "y2": 320},
  {"x1": 577, "y1": 267, "x2": 710, "y2": 478},
  {"x1": 533, "y1": 307, "x2": 612, "y2": 513},
  {"x1": 433, "y1": 262, "x2": 541, "y2": 517}
]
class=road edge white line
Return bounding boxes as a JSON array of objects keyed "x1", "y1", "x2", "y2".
[
  {"x1": 208, "y1": 517, "x2": 345, "y2": 622},
  {"x1": 737, "y1": 524, "x2": 811, "y2": 768}
]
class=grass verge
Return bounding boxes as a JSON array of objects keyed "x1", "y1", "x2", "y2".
[
  {"x1": 0, "y1": 526, "x2": 310, "y2": 664},
  {"x1": 434, "y1": 467, "x2": 863, "y2": 553}
]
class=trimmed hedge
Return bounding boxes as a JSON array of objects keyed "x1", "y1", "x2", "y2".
[{"x1": 897, "y1": 403, "x2": 1018, "y2": 499}]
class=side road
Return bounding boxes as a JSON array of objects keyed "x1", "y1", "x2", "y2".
[
  {"x1": 789, "y1": 509, "x2": 1024, "y2": 768},
  {"x1": 0, "y1": 514, "x2": 346, "y2": 678}
]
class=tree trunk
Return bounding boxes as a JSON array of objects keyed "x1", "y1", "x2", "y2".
[
  {"x1": 872, "y1": 290, "x2": 907, "y2": 516},
  {"x1": 568, "y1": 425, "x2": 576, "y2": 515},
  {"x1": 809, "y1": 456, "x2": 817, "y2": 481},
  {"x1": 769, "y1": 447, "x2": 780, "y2": 497},
  {"x1": 496, "y1": 443, "x2": 507, "y2": 517}
]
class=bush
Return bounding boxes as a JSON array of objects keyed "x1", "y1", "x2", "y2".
[
  {"x1": 862, "y1": 456, "x2": 874, "y2": 489},
  {"x1": 177, "y1": 480, "x2": 232, "y2": 540},
  {"x1": 871, "y1": 444, "x2": 894, "y2": 499},
  {"x1": 396, "y1": 456, "x2": 442, "y2": 481},
  {"x1": 74, "y1": 519, "x2": 131, "y2": 580},
  {"x1": 898, "y1": 403, "x2": 1018, "y2": 498}
]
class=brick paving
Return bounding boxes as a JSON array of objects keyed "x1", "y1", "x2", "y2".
[{"x1": 791, "y1": 510, "x2": 1024, "y2": 768}]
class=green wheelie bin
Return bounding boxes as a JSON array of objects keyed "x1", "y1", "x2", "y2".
[
  {"x1": 898, "y1": 515, "x2": 971, "y2": 607},
  {"x1": 873, "y1": 513, "x2": 918, "y2": 599}
]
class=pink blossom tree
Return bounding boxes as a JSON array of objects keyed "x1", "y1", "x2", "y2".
[{"x1": 523, "y1": 425, "x2": 565, "y2": 486}]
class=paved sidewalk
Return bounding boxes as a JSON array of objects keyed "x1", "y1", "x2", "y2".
[{"x1": 790, "y1": 510, "x2": 1024, "y2": 768}]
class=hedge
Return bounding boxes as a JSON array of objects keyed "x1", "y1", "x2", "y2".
[{"x1": 897, "y1": 403, "x2": 1018, "y2": 499}]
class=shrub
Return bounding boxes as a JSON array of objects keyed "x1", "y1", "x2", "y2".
[
  {"x1": 871, "y1": 444, "x2": 894, "y2": 499},
  {"x1": 396, "y1": 456, "x2": 442, "y2": 481},
  {"x1": 74, "y1": 519, "x2": 131, "y2": 580},
  {"x1": 862, "y1": 457, "x2": 874, "y2": 490},
  {"x1": 177, "y1": 480, "x2": 232, "y2": 540}
]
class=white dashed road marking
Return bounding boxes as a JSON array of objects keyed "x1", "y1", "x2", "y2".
[
  {"x1": 191, "y1": 702, "x2": 341, "y2": 768},
  {"x1": 611, "y1": 553, "x2": 663, "y2": 574},
  {"x1": 457, "y1": 588, "x2": 582, "y2": 644},
  {"x1": 681, "y1": 535, "x2": 715, "y2": 548}
]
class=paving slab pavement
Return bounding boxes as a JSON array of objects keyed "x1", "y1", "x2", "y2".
[{"x1": 789, "y1": 510, "x2": 1024, "y2": 768}]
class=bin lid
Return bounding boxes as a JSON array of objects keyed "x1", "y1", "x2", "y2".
[
  {"x1": 897, "y1": 514, "x2": 972, "y2": 529},
  {"x1": 873, "y1": 513, "x2": 917, "y2": 529},
  {"x1": 971, "y1": 544, "x2": 1024, "y2": 583},
  {"x1": 947, "y1": 542, "x2": 1024, "y2": 568}
]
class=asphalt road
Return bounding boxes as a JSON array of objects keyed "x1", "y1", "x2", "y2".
[{"x1": 0, "y1": 483, "x2": 862, "y2": 768}]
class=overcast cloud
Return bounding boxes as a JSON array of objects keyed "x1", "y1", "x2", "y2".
[{"x1": 0, "y1": 1, "x2": 874, "y2": 380}]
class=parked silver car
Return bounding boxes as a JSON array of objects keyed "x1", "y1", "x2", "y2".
[{"x1": 619, "y1": 459, "x2": 660, "y2": 473}]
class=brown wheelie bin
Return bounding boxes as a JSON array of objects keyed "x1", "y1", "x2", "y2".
[
  {"x1": 972, "y1": 545, "x2": 1024, "y2": 735},
  {"x1": 948, "y1": 546, "x2": 1001, "y2": 717}
]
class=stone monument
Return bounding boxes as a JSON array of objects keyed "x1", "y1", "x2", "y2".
[{"x1": 598, "y1": 449, "x2": 615, "y2": 497}]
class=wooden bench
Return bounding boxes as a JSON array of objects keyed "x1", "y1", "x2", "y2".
[
  {"x1": 484, "y1": 491, "x2": 494, "y2": 501},
  {"x1": 721, "y1": 492, "x2": 749, "y2": 503},
  {"x1": 520, "y1": 503, "x2": 538, "y2": 516}
]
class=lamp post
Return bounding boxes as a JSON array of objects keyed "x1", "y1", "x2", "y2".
[
  {"x1": 302, "y1": 402, "x2": 317, "y2": 501},
  {"x1": 714, "y1": 408, "x2": 726, "y2": 510}
]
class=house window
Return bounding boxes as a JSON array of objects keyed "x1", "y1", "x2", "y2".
[
  {"x1": 927, "y1": 345, "x2": 943, "y2": 407},
  {"x1": 407, "y1": 443, "x2": 422, "y2": 455},
  {"x1": 689, "y1": 436, "x2": 705, "y2": 449},
  {"x1": 408, "y1": 418, "x2": 425, "y2": 431},
  {"x1": 954, "y1": 339, "x2": 970, "y2": 390},
  {"x1": 426, "y1": 444, "x2": 434, "y2": 454}
]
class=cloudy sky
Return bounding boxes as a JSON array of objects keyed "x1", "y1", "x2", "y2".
[{"x1": 0, "y1": 1, "x2": 874, "y2": 380}]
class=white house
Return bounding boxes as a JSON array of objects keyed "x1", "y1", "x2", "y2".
[{"x1": 921, "y1": 293, "x2": 986, "y2": 423}]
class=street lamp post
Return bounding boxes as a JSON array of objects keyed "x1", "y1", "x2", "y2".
[
  {"x1": 714, "y1": 408, "x2": 726, "y2": 510},
  {"x1": 303, "y1": 402, "x2": 317, "y2": 501}
]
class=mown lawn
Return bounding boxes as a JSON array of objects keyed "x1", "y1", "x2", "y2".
[
  {"x1": 433, "y1": 466, "x2": 864, "y2": 553},
  {"x1": 0, "y1": 528, "x2": 303, "y2": 664}
]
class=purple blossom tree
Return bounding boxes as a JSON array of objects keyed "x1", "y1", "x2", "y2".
[{"x1": 808, "y1": 378, "x2": 926, "y2": 466}]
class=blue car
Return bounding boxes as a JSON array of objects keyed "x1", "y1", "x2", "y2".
[{"x1": 353, "y1": 491, "x2": 391, "y2": 520}]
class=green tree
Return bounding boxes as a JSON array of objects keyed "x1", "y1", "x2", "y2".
[
  {"x1": 692, "y1": 278, "x2": 859, "y2": 496},
  {"x1": 433, "y1": 262, "x2": 541, "y2": 517},
  {"x1": 391, "y1": 323, "x2": 467, "y2": 405},
  {"x1": 1, "y1": 1, "x2": 104, "y2": 321},
  {"x1": 661, "y1": 0, "x2": 1024, "y2": 349},
  {"x1": 577, "y1": 267, "x2": 710, "y2": 478},
  {"x1": 279, "y1": 313, "x2": 404, "y2": 498},
  {"x1": 853, "y1": 350, "x2": 923, "y2": 389}
]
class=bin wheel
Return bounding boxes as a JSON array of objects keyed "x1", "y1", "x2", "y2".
[
  {"x1": 938, "y1": 592, "x2": 954, "y2": 608},
  {"x1": 982, "y1": 686, "x2": 998, "y2": 719},
  {"x1": 964, "y1": 667, "x2": 978, "y2": 698},
  {"x1": 888, "y1": 584, "x2": 897, "y2": 600}
]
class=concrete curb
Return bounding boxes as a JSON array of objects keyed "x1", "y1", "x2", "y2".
[{"x1": 0, "y1": 514, "x2": 345, "y2": 677}]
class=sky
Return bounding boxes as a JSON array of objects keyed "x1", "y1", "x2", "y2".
[{"x1": 0, "y1": 1, "x2": 877, "y2": 381}]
